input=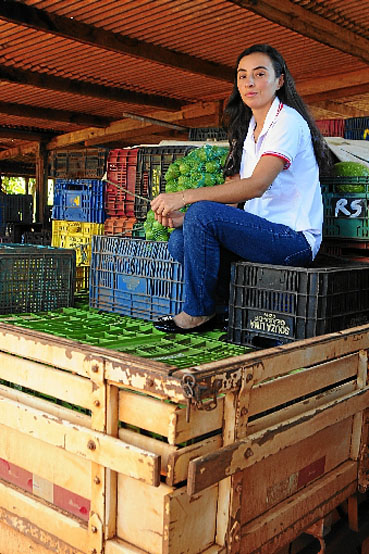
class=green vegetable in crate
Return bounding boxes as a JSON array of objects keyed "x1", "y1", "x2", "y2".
[
  {"x1": 143, "y1": 210, "x2": 170, "y2": 241},
  {"x1": 333, "y1": 162, "x2": 369, "y2": 193},
  {"x1": 143, "y1": 145, "x2": 229, "y2": 241}
]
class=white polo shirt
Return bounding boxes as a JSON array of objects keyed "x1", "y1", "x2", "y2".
[{"x1": 240, "y1": 96, "x2": 323, "y2": 259}]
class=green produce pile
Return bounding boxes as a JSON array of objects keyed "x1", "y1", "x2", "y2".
[
  {"x1": 144, "y1": 144, "x2": 229, "y2": 241},
  {"x1": 333, "y1": 161, "x2": 369, "y2": 193}
]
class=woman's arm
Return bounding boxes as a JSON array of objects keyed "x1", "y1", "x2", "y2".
[{"x1": 151, "y1": 155, "x2": 285, "y2": 217}]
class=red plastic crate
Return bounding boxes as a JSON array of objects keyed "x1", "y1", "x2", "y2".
[
  {"x1": 104, "y1": 216, "x2": 137, "y2": 236},
  {"x1": 105, "y1": 148, "x2": 138, "y2": 217},
  {"x1": 316, "y1": 119, "x2": 345, "y2": 137}
]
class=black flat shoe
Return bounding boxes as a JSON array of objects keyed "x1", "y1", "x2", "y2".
[{"x1": 154, "y1": 315, "x2": 218, "y2": 334}]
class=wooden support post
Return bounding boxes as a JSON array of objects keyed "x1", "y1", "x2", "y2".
[
  {"x1": 304, "y1": 518, "x2": 326, "y2": 553},
  {"x1": 35, "y1": 141, "x2": 48, "y2": 224},
  {"x1": 89, "y1": 359, "x2": 106, "y2": 554},
  {"x1": 347, "y1": 494, "x2": 359, "y2": 532}
]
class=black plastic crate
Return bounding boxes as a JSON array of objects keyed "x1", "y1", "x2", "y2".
[
  {"x1": 0, "y1": 194, "x2": 33, "y2": 227},
  {"x1": 227, "y1": 255, "x2": 369, "y2": 348},
  {"x1": 188, "y1": 127, "x2": 228, "y2": 141},
  {"x1": 50, "y1": 148, "x2": 108, "y2": 179},
  {"x1": 134, "y1": 145, "x2": 196, "y2": 221},
  {"x1": 0, "y1": 244, "x2": 75, "y2": 314},
  {"x1": 344, "y1": 117, "x2": 369, "y2": 140}
]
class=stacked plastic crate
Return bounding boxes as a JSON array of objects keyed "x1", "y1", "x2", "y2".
[
  {"x1": 320, "y1": 173, "x2": 369, "y2": 261},
  {"x1": 0, "y1": 193, "x2": 34, "y2": 242},
  {"x1": 50, "y1": 149, "x2": 108, "y2": 291},
  {"x1": 103, "y1": 148, "x2": 141, "y2": 237},
  {"x1": 344, "y1": 116, "x2": 369, "y2": 140},
  {"x1": 92, "y1": 144, "x2": 197, "y2": 319}
]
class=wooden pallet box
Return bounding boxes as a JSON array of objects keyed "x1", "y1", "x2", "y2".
[{"x1": 0, "y1": 322, "x2": 368, "y2": 554}]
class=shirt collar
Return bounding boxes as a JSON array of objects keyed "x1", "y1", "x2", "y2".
[{"x1": 245, "y1": 96, "x2": 283, "y2": 146}]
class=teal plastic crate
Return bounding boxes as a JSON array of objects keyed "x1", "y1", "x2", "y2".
[{"x1": 322, "y1": 176, "x2": 369, "y2": 239}]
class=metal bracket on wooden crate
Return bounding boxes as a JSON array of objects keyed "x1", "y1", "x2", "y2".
[{"x1": 181, "y1": 374, "x2": 222, "y2": 422}]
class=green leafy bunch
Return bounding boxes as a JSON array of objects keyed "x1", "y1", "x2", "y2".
[{"x1": 144, "y1": 145, "x2": 229, "y2": 241}]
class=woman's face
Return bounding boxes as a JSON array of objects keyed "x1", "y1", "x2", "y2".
[{"x1": 237, "y1": 52, "x2": 284, "y2": 113}]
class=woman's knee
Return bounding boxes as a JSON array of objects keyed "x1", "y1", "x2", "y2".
[{"x1": 184, "y1": 201, "x2": 215, "y2": 226}]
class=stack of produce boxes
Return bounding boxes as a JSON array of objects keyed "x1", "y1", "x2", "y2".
[
  {"x1": 51, "y1": 150, "x2": 107, "y2": 291},
  {"x1": 103, "y1": 147, "x2": 141, "y2": 237},
  {"x1": 93, "y1": 143, "x2": 232, "y2": 320},
  {"x1": 321, "y1": 161, "x2": 369, "y2": 261},
  {"x1": 93, "y1": 144, "x2": 199, "y2": 318}
]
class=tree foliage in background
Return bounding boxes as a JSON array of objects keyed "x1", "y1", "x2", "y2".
[{"x1": 1, "y1": 176, "x2": 31, "y2": 194}]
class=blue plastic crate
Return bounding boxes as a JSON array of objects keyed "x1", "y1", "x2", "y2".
[
  {"x1": 344, "y1": 117, "x2": 369, "y2": 141},
  {"x1": 89, "y1": 237, "x2": 184, "y2": 320},
  {"x1": 52, "y1": 179, "x2": 105, "y2": 223}
]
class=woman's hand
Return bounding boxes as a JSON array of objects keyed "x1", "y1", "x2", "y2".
[
  {"x1": 151, "y1": 191, "x2": 185, "y2": 217},
  {"x1": 154, "y1": 210, "x2": 184, "y2": 228}
]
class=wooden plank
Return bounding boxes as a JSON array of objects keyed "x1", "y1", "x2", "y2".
[
  {"x1": 163, "y1": 484, "x2": 218, "y2": 554},
  {"x1": 240, "y1": 461, "x2": 357, "y2": 553},
  {"x1": 0, "y1": 422, "x2": 90, "y2": 498},
  {"x1": 0, "y1": 480, "x2": 88, "y2": 552},
  {"x1": 248, "y1": 352, "x2": 359, "y2": 417},
  {"x1": 247, "y1": 380, "x2": 356, "y2": 434},
  {"x1": 105, "y1": 384, "x2": 119, "y2": 540},
  {"x1": 239, "y1": 418, "x2": 352, "y2": 522},
  {"x1": 217, "y1": 392, "x2": 238, "y2": 547},
  {"x1": 0, "y1": 383, "x2": 91, "y2": 427},
  {"x1": 121, "y1": 428, "x2": 222, "y2": 487},
  {"x1": 0, "y1": 323, "x2": 103, "y2": 378},
  {"x1": 0, "y1": 518, "x2": 85, "y2": 554},
  {"x1": 106, "y1": 538, "x2": 148, "y2": 554},
  {"x1": 187, "y1": 387, "x2": 369, "y2": 495},
  {"x1": 120, "y1": 427, "x2": 177, "y2": 477},
  {"x1": 117, "y1": 475, "x2": 173, "y2": 554},
  {"x1": 0, "y1": 394, "x2": 160, "y2": 486},
  {"x1": 189, "y1": 325, "x2": 369, "y2": 386},
  {"x1": 0, "y1": 350, "x2": 93, "y2": 410},
  {"x1": 166, "y1": 434, "x2": 222, "y2": 485},
  {"x1": 119, "y1": 389, "x2": 223, "y2": 445}
]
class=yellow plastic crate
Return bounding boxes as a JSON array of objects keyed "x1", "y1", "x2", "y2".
[{"x1": 52, "y1": 220, "x2": 104, "y2": 266}]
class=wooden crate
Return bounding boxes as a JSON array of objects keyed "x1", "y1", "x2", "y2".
[{"x1": 0, "y1": 322, "x2": 369, "y2": 553}]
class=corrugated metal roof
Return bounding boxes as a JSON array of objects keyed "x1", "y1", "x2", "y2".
[{"x1": 0, "y1": 0, "x2": 368, "y2": 168}]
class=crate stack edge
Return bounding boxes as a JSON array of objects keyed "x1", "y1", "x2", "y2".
[
  {"x1": 89, "y1": 236, "x2": 185, "y2": 320},
  {"x1": 226, "y1": 255, "x2": 369, "y2": 348},
  {"x1": 321, "y1": 175, "x2": 369, "y2": 261}
]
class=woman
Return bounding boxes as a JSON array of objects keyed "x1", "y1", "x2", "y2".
[{"x1": 151, "y1": 44, "x2": 331, "y2": 334}]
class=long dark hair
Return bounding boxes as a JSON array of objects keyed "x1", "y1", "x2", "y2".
[{"x1": 223, "y1": 44, "x2": 332, "y2": 176}]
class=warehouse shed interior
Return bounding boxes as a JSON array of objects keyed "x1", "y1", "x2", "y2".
[{"x1": 1, "y1": 2, "x2": 369, "y2": 554}]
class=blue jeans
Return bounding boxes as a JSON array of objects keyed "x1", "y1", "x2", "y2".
[{"x1": 168, "y1": 201, "x2": 312, "y2": 316}]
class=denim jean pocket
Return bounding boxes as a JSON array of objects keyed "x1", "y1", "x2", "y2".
[{"x1": 284, "y1": 246, "x2": 312, "y2": 267}]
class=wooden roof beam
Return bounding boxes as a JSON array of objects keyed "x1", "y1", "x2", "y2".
[
  {"x1": 309, "y1": 100, "x2": 368, "y2": 119},
  {"x1": 0, "y1": 0, "x2": 233, "y2": 82},
  {"x1": 0, "y1": 65, "x2": 185, "y2": 111},
  {"x1": 0, "y1": 101, "x2": 113, "y2": 128},
  {"x1": 297, "y1": 69, "x2": 369, "y2": 103},
  {"x1": 0, "y1": 142, "x2": 39, "y2": 161},
  {"x1": 230, "y1": 0, "x2": 369, "y2": 64},
  {"x1": 0, "y1": 127, "x2": 54, "y2": 141},
  {"x1": 47, "y1": 102, "x2": 222, "y2": 150}
]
